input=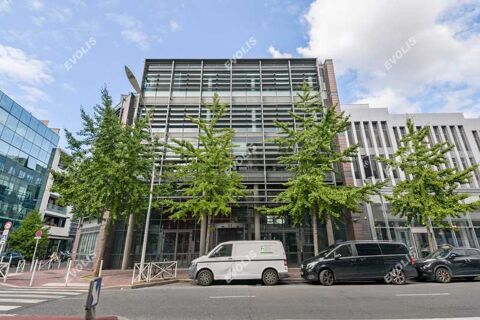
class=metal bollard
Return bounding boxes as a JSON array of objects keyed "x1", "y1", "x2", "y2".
[
  {"x1": 3, "y1": 256, "x2": 12, "y2": 283},
  {"x1": 29, "y1": 259, "x2": 38, "y2": 287},
  {"x1": 64, "y1": 259, "x2": 72, "y2": 287},
  {"x1": 98, "y1": 259, "x2": 104, "y2": 277}
]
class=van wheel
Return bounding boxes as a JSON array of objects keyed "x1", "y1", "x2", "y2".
[
  {"x1": 197, "y1": 269, "x2": 213, "y2": 286},
  {"x1": 319, "y1": 269, "x2": 334, "y2": 286},
  {"x1": 262, "y1": 269, "x2": 279, "y2": 286},
  {"x1": 390, "y1": 269, "x2": 407, "y2": 285},
  {"x1": 435, "y1": 267, "x2": 451, "y2": 283}
]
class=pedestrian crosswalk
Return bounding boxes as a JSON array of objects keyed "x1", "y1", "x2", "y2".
[{"x1": 0, "y1": 287, "x2": 87, "y2": 313}]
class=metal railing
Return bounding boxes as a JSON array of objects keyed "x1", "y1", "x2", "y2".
[
  {"x1": 131, "y1": 261, "x2": 177, "y2": 284},
  {"x1": 46, "y1": 203, "x2": 68, "y2": 214},
  {"x1": 16, "y1": 259, "x2": 26, "y2": 273}
]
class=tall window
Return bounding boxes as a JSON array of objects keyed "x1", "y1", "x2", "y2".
[
  {"x1": 458, "y1": 126, "x2": 470, "y2": 151},
  {"x1": 354, "y1": 122, "x2": 364, "y2": 147},
  {"x1": 372, "y1": 122, "x2": 382, "y2": 148},
  {"x1": 450, "y1": 126, "x2": 462, "y2": 151},
  {"x1": 381, "y1": 122, "x2": 391, "y2": 147},
  {"x1": 472, "y1": 131, "x2": 480, "y2": 152},
  {"x1": 363, "y1": 122, "x2": 374, "y2": 148}
]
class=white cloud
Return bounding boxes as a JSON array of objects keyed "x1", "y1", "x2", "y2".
[
  {"x1": 0, "y1": 45, "x2": 53, "y2": 84},
  {"x1": 0, "y1": 0, "x2": 11, "y2": 12},
  {"x1": 61, "y1": 83, "x2": 76, "y2": 92},
  {"x1": 19, "y1": 85, "x2": 49, "y2": 104},
  {"x1": 298, "y1": 0, "x2": 480, "y2": 116},
  {"x1": 268, "y1": 45, "x2": 293, "y2": 58},
  {"x1": 32, "y1": 16, "x2": 46, "y2": 26},
  {"x1": 108, "y1": 13, "x2": 150, "y2": 50},
  {"x1": 28, "y1": 0, "x2": 44, "y2": 10},
  {"x1": 169, "y1": 20, "x2": 180, "y2": 32}
]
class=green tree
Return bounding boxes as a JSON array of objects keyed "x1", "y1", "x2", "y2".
[
  {"x1": 8, "y1": 210, "x2": 49, "y2": 260},
  {"x1": 379, "y1": 119, "x2": 480, "y2": 252},
  {"x1": 160, "y1": 94, "x2": 245, "y2": 255},
  {"x1": 266, "y1": 83, "x2": 383, "y2": 255},
  {"x1": 52, "y1": 88, "x2": 155, "y2": 274}
]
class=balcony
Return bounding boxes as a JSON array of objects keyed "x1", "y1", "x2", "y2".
[{"x1": 46, "y1": 203, "x2": 67, "y2": 215}]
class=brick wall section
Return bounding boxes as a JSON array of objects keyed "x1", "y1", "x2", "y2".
[{"x1": 322, "y1": 60, "x2": 368, "y2": 240}]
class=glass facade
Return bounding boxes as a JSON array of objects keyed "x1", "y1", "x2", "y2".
[
  {"x1": 108, "y1": 59, "x2": 344, "y2": 268},
  {"x1": 0, "y1": 90, "x2": 59, "y2": 227}
]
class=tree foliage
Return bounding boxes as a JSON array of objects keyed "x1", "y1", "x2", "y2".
[
  {"x1": 380, "y1": 119, "x2": 480, "y2": 227},
  {"x1": 265, "y1": 83, "x2": 383, "y2": 252},
  {"x1": 160, "y1": 94, "x2": 245, "y2": 221},
  {"x1": 8, "y1": 210, "x2": 49, "y2": 259},
  {"x1": 52, "y1": 88, "x2": 155, "y2": 224}
]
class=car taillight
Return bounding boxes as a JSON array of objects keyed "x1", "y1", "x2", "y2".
[
  {"x1": 409, "y1": 255, "x2": 415, "y2": 265},
  {"x1": 284, "y1": 259, "x2": 287, "y2": 267}
]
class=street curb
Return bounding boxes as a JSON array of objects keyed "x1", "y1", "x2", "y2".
[{"x1": 131, "y1": 279, "x2": 179, "y2": 289}]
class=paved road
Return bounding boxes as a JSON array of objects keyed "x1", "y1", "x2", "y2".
[
  {"x1": 10, "y1": 279, "x2": 480, "y2": 320},
  {"x1": 0, "y1": 287, "x2": 87, "y2": 314}
]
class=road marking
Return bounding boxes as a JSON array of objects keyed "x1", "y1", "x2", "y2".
[
  {"x1": 209, "y1": 295, "x2": 256, "y2": 299},
  {"x1": 0, "y1": 298, "x2": 46, "y2": 304},
  {"x1": 0, "y1": 293, "x2": 65, "y2": 299},
  {"x1": 0, "y1": 306, "x2": 20, "y2": 311},
  {"x1": 0, "y1": 290, "x2": 83, "y2": 295},
  {"x1": 395, "y1": 293, "x2": 450, "y2": 297}
]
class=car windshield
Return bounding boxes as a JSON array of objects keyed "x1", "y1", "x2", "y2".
[{"x1": 425, "y1": 247, "x2": 452, "y2": 259}]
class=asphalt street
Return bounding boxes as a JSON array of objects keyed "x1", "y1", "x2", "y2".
[{"x1": 10, "y1": 279, "x2": 480, "y2": 320}]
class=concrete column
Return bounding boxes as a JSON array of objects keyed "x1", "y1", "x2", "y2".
[{"x1": 254, "y1": 185, "x2": 260, "y2": 240}]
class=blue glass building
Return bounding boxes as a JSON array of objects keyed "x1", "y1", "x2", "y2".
[{"x1": 0, "y1": 90, "x2": 59, "y2": 227}]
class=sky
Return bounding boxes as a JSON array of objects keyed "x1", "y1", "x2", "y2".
[{"x1": 0, "y1": 0, "x2": 479, "y2": 146}]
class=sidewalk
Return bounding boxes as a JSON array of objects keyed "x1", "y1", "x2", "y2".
[{"x1": 0, "y1": 267, "x2": 303, "y2": 289}]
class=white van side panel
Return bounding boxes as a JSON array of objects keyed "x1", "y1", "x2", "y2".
[{"x1": 230, "y1": 242, "x2": 287, "y2": 280}]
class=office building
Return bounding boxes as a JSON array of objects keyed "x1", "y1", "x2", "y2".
[{"x1": 342, "y1": 104, "x2": 480, "y2": 257}]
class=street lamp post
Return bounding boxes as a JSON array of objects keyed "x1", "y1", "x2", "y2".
[{"x1": 124, "y1": 66, "x2": 155, "y2": 278}]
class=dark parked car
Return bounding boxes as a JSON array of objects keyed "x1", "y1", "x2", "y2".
[
  {"x1": 0, "y1": 251, "x2": 24, "y2": 266},
  {"x1": 301, "y1": 241, "x2": 417, "y2": 286},
  {"x1": 415, "y1": 246, "x2": 480, "y2": 283}
]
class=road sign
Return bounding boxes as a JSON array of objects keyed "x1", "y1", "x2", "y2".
[
  {"x1": 86, "y1": 277, "x2": 102, "y2": 309},
  {"x1": 3, "y1": 221, "x2": 12, "y2": 230},
  {"x1": 34, "y1": 230, "x2": 43, "y2": 240}
]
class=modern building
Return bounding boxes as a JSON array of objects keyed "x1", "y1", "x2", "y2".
[
  {"x1": 0, "y1": 90, "x2": 60, "y2": 230},
  {"x1": 38, "y1": 148, "x2": 75, "y2": 254},
  {"x1": 342, "y1": 104, "x2": 480, "y2": 258},
  {"x1": 72, "y1": 58, "x2": 354, "y2": 269}
]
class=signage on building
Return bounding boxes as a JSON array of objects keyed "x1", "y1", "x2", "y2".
[
  {"x1": 3, "y1": 221, "x2": 12, "y2": 230},
  {"x1": 361, "y1": 155, "x2": 373, "y2": 178}
]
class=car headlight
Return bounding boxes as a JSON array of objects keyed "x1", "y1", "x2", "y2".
[
  {"x1": 306, "y1": 262, "x2": 317, "y2": 270},
  {"x1": 421, "y1": 263, "x2": 433, "y2": 270}
]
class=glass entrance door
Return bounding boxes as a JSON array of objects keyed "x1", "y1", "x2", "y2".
[
  {"x1": 262, "y1": 230, "x2": 300, "y2": 266},
  {"x1": 160, "y1": 230, "x2": 193, "y2": 267}
]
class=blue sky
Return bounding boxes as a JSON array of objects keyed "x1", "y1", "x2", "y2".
[{"x1": 0, "y1": 0, "x2": 479, "y2": 146}]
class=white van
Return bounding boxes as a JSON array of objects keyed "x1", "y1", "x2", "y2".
[{"x1": 188, "y1": 240, "x2": 289, "y2": 286}]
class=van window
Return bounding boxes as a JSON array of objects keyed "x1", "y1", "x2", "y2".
[
  {"x1": 379, "y1": 243, "x2": 408, "y2": 255},
  {"x1": 451, "y1": 249, "x2": 467, "y2": 257},
  {"x1": 466, "y1": 249, "x2": 480, "y2": 256},
  {"x1": 334, "y1": 245, "x2": 352, "y2": 257},
  {"x1": 356, "y1": 243, "x2": 382, "y2": 256},
  {"x1": 210, "y1": 244, "x2": 233, "y2": 258}
]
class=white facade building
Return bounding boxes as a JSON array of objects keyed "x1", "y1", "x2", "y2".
[
  {"x1": 342, "y1": 104, "x2": 480, "y2": 258},
  {"x1": 39, "y1": 148, "x2": 74, "y2": 253}
]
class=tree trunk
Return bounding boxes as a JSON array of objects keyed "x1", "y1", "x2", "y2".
[
  {"x1": 311, "y1": 207, "x2": 319, "y2": 256},
  {"x1": 121, "y1": 214, "x2": 134, "y2": 270},
  {"x1": 199, "y1": 213, "x2": 207, "y2": 256},
  {"x1": 94, "y1": 211, "x2": 111, "y2": 277},
  {"x1": 204, "y1": 214, "x2": 212, "y2": 255},
  {"x1": 326, "y1": 217, "x2": 335, "y2": 246}
]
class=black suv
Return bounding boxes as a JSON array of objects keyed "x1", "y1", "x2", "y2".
[
  {"x1": 300, "y1": 241, "x2": 417, "y2": 286},
  {"x1": 415, "y1": 245, "x2": 480, "y2": 283},
  {"x1": 0, "y1": 251, "x2": 24, "y2": 266}
]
